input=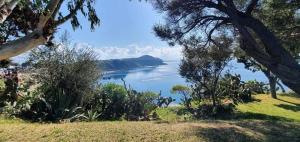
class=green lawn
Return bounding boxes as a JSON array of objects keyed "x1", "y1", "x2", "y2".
[
  {"x1": 237, "y1": 94, "x2": 300, "y2": 122},
  {"x1": 0, "y1": 94, "x2": 299, "y2": 142}
]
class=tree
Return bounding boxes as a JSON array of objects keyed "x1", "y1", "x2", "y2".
[
  {"x1": 151, "y1": 0, "x2": 300, "y2": 94},
  {"x1": 235, "y1": 49, "x2": 285, "y2": 99},
  {"x1": 171, "y1": 85, "x2": 191, "y2": 110},
  {"x1": 0, "y1": 0, "x2": 100, "y2": 60},
  {"x1": 179, "y1": 35, "x2": 232, "y2": 107},
  {"x1": 234, "y1": 0, "x2": 299, "y2": 98}
]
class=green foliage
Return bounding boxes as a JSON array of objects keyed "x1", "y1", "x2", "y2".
[
  {"x1": 125, "y1": 90, "x2": 159, "y2": 120},
  {"x1": 157, "y1": 96, "x2": 175, "y2": 107},
  {"x1": 99, "y1": 83, "x2": 127, "y2": 120},
  {"x1": 0, "y1": 79, "x2": 4, "y2": 94},
  {"x1": 0, "y1": 70, "x2": 19, "y2": 105},
  {"x1": 219, "y1": 74, "x2": 267, "y2": 103},
  {"x1": 0, "y1": 0, "x2": 100, "y2": 44},
  {"x1": 194, "y1": 103, "x2": 235, "y2": 119},
  {"x1": 155, "y1": 106, "x2": 194, "y2": 122},
  {"x1": 16, "y1": 33, "x2": 101, "y2": 122},
  {"x1": 1, "y1": 90, "x2": 37, "y2": 118},
  {"x1": 171, "y1": 85, "x2": 192, "y2": 110},
  {"x1": 86, "y1": 83, "x2": 160, "y2": 121},
  {"x1": 180, "y1": 36, "x2": 232, "y2": 107},
  {"x1": 83, "y1": 109, "x2": 101, "y2": 122}
]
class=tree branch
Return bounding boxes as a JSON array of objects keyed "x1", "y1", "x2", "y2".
[
  {"x1": 245, "y1": 0, "x2": 259, "y2": 15},
  {"x1": 0, "y1": 30, "x2": 47, "y2": 60},
  {"x1": 0, "y1": 0, "x2": 62, "y2": 60},
  {"x1": 37, "y1": 0, "x2": 61, "y2": 29},
  {"x1": 54, "y1": 0, "x2": 85, "y2": 26},
  {"x1": 0, "y1": 0, "x2": 20, "y2": 24},
  {"x1": 206, "y1": 19, "x2": 229, "y2": 42}
]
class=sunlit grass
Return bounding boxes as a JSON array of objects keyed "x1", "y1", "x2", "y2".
[{"x1": 237, "y1": 94, "x2": 300, "y2": 122}]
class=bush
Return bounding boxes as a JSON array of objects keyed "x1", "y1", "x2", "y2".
[
  {"x1": 16, "y1": 34, "x2": 101, "y2": 122},
  {"x1": 219, "y1": 74, "x2": 267, "y2": 103},
  {"x1": 98, "y1": 83, "x2": 127, "y2": 120},
  {"x1": 125, "y1": 90, "x2": 159, "y2": 120},
  {"x1": 194, "y1": 103, "x2": 235, "y2": 119},
  {"x1": 86, "y1": 83, "x2": 161, "y2": 121}
]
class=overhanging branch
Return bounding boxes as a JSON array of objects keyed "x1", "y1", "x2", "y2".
[
  {"x1": 245, "y1": 0, "x2": 259, "y2": 15},
  {"x1": 54, "y1": 0, "x2": 85, "y2": 26}
]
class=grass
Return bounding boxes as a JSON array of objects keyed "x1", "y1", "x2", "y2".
[
  {"x1": 155, "y1": 106, "x2": 192, "y2": 122},
  {"x1": 237, "y1": 94, "x2": 300, "y2": 122},
  {"x1": 0, "y1": 120, "x2": 299, "y2": 142},
  {"x1": 0, "y1": 94, "x2": 300, "y2": 142}
]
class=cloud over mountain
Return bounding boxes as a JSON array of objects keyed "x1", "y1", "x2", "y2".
[
  {"x1": 11, "y1": 43, "x2": 183, "y2": 63},
  {"x1": 74, "y1": 43, "x2": 183, "y2": 61}
]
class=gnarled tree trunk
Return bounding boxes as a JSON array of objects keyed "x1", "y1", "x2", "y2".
[
  {"x1": 228, "y1": 11, "x2": 300, "y2": 95},
  {"x1": 269, "y1": 76, "x2": 277, "y2": 99},
  {"x1": 262, "y1": 69, "x2": 277, "y2": 99}
]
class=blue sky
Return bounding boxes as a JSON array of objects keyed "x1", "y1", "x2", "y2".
[
  {"x1": 58, "y1": 0, "x2": 167, "y2": 48},
  {"x1": 13, "y1": 0, "x2": 183, "y2": 62}
]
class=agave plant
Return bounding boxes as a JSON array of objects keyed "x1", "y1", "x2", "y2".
[{"x1": 83, "y1": 109, "x2": 101, "y2": 122}]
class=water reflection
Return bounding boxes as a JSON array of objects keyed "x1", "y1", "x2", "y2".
[
  {"x1": 101, "y1": 61, "x2": 186, "y2": 102},
  {"x1": 100, "y1": 60, "x2": 282, "y2": 102},
  {"x1": 102, "y1": 66, "x2": 159, "y2": 80}
]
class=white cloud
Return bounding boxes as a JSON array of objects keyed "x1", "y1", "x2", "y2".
[
  {"x1": 74, "y1": 43, "x2": 183, "y2": 61},
  {"x1": 11, "y1": 43, "x2": 183, "y2": 63}
]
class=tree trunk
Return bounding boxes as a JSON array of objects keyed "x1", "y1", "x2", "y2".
[
  {"x1": 269, "y1": 75, "x2": 277, "y2": 99},
  {"x1": 261, "y1": 69, "x2": 277, "y2": 99},
  {"x1": 211, "y1": 93, "x2": 216, "y2": 107},
  {"x1": 229, "y1": 11, "x2": 300, "y2": 95}
]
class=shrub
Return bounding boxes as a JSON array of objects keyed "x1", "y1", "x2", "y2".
[
  {"x1": 219, "y1": 74, "x2": 267, "y2": 103},
  {"x1": 19, "y1": 34, "x2": 101, "y2": 122},
  {"x1": 86, "y1": 82, "x2": 161, "y2": 121},
  {"x1": 171, "y1": 85, "x2": 192, "y2": 110},
  {"x1": 125, "y1": 91, "x2": 159, "y2": 120},
  {"x1": 99, "y1": 83, "x2": 128, "y2": 120},
  {"x1": 194, "y1": 103, "x2": 235, "y2": 119}
]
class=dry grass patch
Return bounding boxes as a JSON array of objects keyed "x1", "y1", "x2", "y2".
[{"x1": 0, "y1": 120, "x2": 299, "y2": 142}]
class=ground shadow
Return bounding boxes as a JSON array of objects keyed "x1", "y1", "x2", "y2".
[
  {"x1": 191, "y1": 120, "x2": 300, "y2": 142},
  {"x1": 275, "y1": 104, "x2": 300, "y2": 112},
  {"x1": 234, "y1": 121, "x2": 300, "y2": 142},
  {"x1": 195, "y1": 127, "x2": 260, "y2": 142},
  {"x1": 276, "y1": 98, "x2": 300, "y2": 106},
  {"x1": 274, "y1": 98, "x2": 300, "y2": 112},
  {"x1": 234, "y1": 112, "x2": 295, "y2": 122}
]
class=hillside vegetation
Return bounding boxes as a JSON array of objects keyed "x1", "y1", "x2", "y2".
[{"x1": 0, "y1": 94, "x2": 300, "y2": 142}]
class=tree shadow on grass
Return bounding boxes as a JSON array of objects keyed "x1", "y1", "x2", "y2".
[
  {"x1": 234, "y1": 112, "x2": 295, "y2": 122},
  {"x1": 195, "y1": 126, "x2": 260, "y2": 142},
  {"x1": 273, "y1": 98, "x2": 300, "y2": 112},
  {"x1": 276, "y1": 98, "x2": 300, "y2": 106},
  {"x1": 234, "y1": 121, "x2": 300, "y2": 142},
  {"x1": 275, "y1": 104, "x2": 300, "y2": 112},
  {"x1": 192, "y1": 120, "x2": 300, "y2": 142}
]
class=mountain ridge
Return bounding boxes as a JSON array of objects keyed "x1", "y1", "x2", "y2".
[{"x1": 98, "y1": 55, "x2": 166, "y2": 71}]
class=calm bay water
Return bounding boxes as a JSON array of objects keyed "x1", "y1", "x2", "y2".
[{"x1": 101, "y1": 60, "x2": 272, "y2": 102}]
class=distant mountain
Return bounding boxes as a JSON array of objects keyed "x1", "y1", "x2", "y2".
[{"x1": 98, "y1": 55, "x2": 167, "y2": 71}]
